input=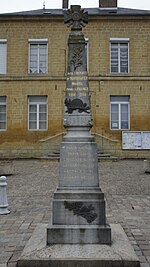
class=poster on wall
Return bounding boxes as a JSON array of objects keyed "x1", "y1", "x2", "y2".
[{"x1": 122, "y1": 131, "x2": 150, "y2": 149}]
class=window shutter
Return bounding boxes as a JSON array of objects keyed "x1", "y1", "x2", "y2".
[
  {"x1": 0, "y1": 96, "x2": 6, "y2": 130},
  {"x1": 0, "y1": 42, "x2": 7, "y2": 74}
]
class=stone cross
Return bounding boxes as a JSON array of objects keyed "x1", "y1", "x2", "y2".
[{"x1": 64, "y1": 5, "x2": 88, "y2": 30}]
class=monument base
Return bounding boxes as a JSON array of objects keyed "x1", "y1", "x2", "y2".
[
  {"x1": 47, "y1": 224, "x2": 111, "y2": 245},
  {"x1": 47, "y1": 187, "x2": 111, "y2": 244},
  {"x1": 17, "y1": 224, "x2": 140, "y2": 267}
]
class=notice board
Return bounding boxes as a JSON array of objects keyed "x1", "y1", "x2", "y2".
[{"x1": 122, "y1": 131, "x2": 150, "y2": 149}]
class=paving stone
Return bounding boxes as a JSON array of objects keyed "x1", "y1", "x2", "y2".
[
  {"x1": 133, "y1": 245, "x2": 142, "y2": 251},
  {"x1": 7, "y1": 262, "x2": 17, "y2": 267},
  {"x1": 138, "y1": 241, "x2": 149, "y2": 245},
  {"x1": 143, "y1": 251, "x2": 150, "y2": 256},
  {"x1": 0, "y1": 252, "x2": 13, "y2": 258},
  {"x1": 140, "y1": 245, "x2": 150, "y2": 250},
  {"x1": 0, "y1": 258, "x2": 11, "y2": 265},
  {"x1": 131, "y1": 241, "x2": 138, "y2": 245},
  {"x1": 136, "y1": 250, "x2": 143, "y2": 256},
  {"x1": 9, "y1": 252, "x2": 22, "y2": 262},
  {"x1": 140, "y1": 263, "x2": 150, "y2": 267},
  {"x1": 138, "y1": 256, "x2": 148, "y2": 263},
  {"x1": 146, "y1": 257, "x2": 150, "y2": 263}
]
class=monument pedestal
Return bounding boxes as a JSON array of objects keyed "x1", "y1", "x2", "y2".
[
  {"x1": 47, "y1": 187, "x2": 111, "y2": 244},
  {"x1": 47, "y1": 131, "x2": 111, "y2": 245},
  {"x1": 17, "y1": 224, "x2": 140, "y2": 267}
]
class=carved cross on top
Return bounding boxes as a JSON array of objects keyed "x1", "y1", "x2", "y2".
[{"x1": 64, "y1": 5, "x2": 88, "y2": 31}]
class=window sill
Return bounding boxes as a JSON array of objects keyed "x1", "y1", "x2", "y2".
[
  {"x1": 110, "y1": 72, "x2": 130, "y2": 76},
  {"x1": 111, "y1": 129, "x2": 130, "y2": 131},
  {"x1": 28, "y1": 73, "x2": 48, "y2": 76},
  {"x1": 28, "y1": 129, "x2": 48, "y2": 132}
]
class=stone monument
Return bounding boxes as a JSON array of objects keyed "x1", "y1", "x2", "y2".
[
  {"x1": 17, "y1": 6, "x2": 140, "y2": 267},
  {"x1": 47, "y1": 5, "x2": 111, "y2": 245}
]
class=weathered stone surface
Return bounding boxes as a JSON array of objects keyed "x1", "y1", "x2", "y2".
[
  {"x1": 47, "y1": 184, "x2": 109, "y2": 243},
  {"x1": 47, "y1": 225, "x2": 111, "y2": 245},
  {"x1": 59, "y1": 142, "x2": 99, "y2": 187},
  {"x1": 51, "y1": 188, "x2": 106, "y2": 226},
  {"x1": 52, "y1": 199, "x2": 105, "y2": 225},
  {"x1": 18, "y1": 224, "x2": 140, "y2": 267}
]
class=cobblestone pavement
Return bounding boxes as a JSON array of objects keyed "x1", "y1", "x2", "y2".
[{"x1": 0, "y1": 159, "x2": 150, "y2": 267}]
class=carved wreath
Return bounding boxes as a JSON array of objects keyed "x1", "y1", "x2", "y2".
[
  {"x1": 64, "y1": 201, "x2": 97, "y2": 223},
  {"x1": 70, "y1": 47, "x2": 83, "y2": 71}
]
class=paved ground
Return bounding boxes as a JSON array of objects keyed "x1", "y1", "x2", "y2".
[{"x1": 0, "y1": 159, "x2": 150, "y2": 267}]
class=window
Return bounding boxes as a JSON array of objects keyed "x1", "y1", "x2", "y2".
[
  {"x1": 28, "y1": 96, "x2": 48, "y2": 130},
  {"x1": 110, "y1": 96, "x2": 130, "y2": 130},
  {"x1": 0, "y1": 96, "x2": 6, "y2": 130},
  {"x1": 110, "y1": 38, "x2": 129, "y2": 73},
  {"x1": 28, "y1": 39, "x2": 48, "y2": 74},
  {"x1": 0, "y1": 40, "x2": 7, "y2": 74}
]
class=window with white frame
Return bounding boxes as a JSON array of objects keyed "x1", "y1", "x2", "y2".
[
  {"x1": 0, "y1": 96, "x2": 6, "y2": 130},
  {"x1": 28, "y1": 39, "x2": 48, "y2": 74},
  {"x1": 0, "y1": 40, "x2": 7, "y2": 74},
  {"x1": 110, "y1": 96, "x2": 130, "y2": 130},
  {"x1": 28, "y1": 96, "x2": 48, "y2": 130},
  {"x1": 110, "y1": 39, "x2": 129, "y2": 73}
]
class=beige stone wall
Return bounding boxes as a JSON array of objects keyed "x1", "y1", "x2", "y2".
[
  {"x1": 90, "y1": 80, "x2": 150, "y2": 158},
  {"x1": 0, "y1": 16, "x2": 150, "y2": 158}
]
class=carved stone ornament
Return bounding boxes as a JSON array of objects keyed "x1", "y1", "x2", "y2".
[
  {"x1": 64, "y1": 5, "x2": 88, "y2": 30},
  {"x1": 65, "y1": 98, "x2": 90, "y2": 114},
  {"x1": 70, "y1": 47, "x2": 83, "y2": 71},
  {"x1": 64, "y1": 201, "x2": 98, "y2": 223}
]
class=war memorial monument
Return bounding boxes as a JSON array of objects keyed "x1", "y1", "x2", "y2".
[
  {"x1": 47, "y1": 4, "x2": 111, "y2": 245},
  {"x1": 18, "y1": 5, "x2": 140, "y2": 267}
]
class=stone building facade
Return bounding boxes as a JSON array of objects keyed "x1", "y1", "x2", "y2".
[{"x1": 0, "y1": 2, "x2": 150, "y2": 158}]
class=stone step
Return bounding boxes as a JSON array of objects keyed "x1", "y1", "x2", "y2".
[
  {"x1": 48, "y1": 152, "x2": 118, "y2": 161},
  {"x1": 98, "y1": 156, "x2": 118, "y2": 162},
  {"x1": 49, "y1": 152, "x2": 111, "y2": 156},
  {"x1": 48, "y1": 153, "x2": 60, "y2": 157},
  {"x1": 97, "y1": 153, "x2": 111, "y2": 157}
]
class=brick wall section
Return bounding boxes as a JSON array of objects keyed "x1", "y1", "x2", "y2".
[{"x1": 0, "y1": 16, "x2": 150, "y2": 158}]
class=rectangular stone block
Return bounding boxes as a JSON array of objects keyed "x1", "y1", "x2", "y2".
[
  {"x1": 59, "y1": 142, "x2": 99, "y2": 187},
  {"x1": 52, "y1": 199, "x2": 106, "y2": 225},
  {"x1": 47, "y1": 225, "x2": 111, "y2": 245},
  {"x1": 54, "y1": 189, "x2": 104, "y2": 200}
]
